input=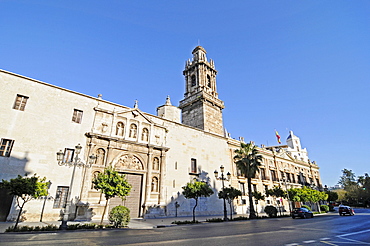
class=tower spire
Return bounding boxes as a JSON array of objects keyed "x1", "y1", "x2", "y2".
[{"x1": 179, "y1": 46, "x2": 225, "y2": 135}]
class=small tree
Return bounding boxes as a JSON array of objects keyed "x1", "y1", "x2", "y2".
[
  {"x1": 92, "y1": 167, "x2": 131, "y2": 224},
  {"x1": 0, "y1": 174, "x2": 49, "y2": 229},
  {"x1": 182, "y1": 181, "x2": 214, "y2": 222},
  {"x1": 218, "y1": 187, "x2": 242, "y2": 220}
]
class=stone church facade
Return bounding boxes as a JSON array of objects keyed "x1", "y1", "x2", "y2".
[{"x1": 0, "y1": 46, "x2": 322, "y2": 222}]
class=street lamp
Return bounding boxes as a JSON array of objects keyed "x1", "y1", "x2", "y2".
[
  {"x1": 281, "y1": 174, "x2": 292, "y2": 213},
  {"x1": 56, "y1": 144, "x2": 96, "y2": 230},
  {"x1": 214, "y1": 165, "x2": 231, "y2": 221}
]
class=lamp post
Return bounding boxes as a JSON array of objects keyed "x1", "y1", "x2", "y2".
[
  {"x1": 214, "y1": 165, "x2": 231, "y2": 221},
  {"x1": 281, "y1": 174, "x2": 292, "y2": 213},
  {"x1": 56, "y1": 144, "x2": 96, "y2": 230}
]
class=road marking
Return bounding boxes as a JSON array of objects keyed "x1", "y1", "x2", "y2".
[
  {"x1": 320, "y1": 241, "x2": 338, "y2": 246},
  {"x1": 303, "y1": 240, "x2": 316, "y2": 243},
  {"x1": 338, "y1": 228, "x2": 370, "y2": 237},
  {"x1": 27, "y1": 236, "x2": 37, "y2": 240},
  {"x1": 320, "y1": 238, "x2": 331, "y2": 240}
]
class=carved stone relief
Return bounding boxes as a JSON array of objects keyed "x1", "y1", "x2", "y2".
[{"x1": 115, "y1": 154, "x2": 144, "y2": 170}]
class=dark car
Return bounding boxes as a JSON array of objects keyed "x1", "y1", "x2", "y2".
[
  {"x1": 339, "y1": 206, "x2": 355, "y2": 216},
  {"x1": 291, "y1": 207, "x2": 314, "y2": 219}
]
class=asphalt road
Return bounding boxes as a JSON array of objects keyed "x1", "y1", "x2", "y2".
[{"x1": 1, "y1": 209, "x2": 370, "y2": 246}]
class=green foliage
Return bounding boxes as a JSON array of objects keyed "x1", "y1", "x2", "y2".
[
  {"x1": 234, "y1": 142, "x2": 262, "y2": 179},
  {"x1": 234, "y1": 142, "x2": 262, "y2": 219},
  {"x1": 182, "y1": 181, "x2": 214, "y2": 222},
  {"x1": 252, "y1": 191, "x2": 265, "y2": 201},
  {"x1": 1, "y1": 174, "x2": 49, "y2": 200},
  {"x1": 5, "y1": 224, "x2": 58, "y2": 232},
  {"x1": 266, "y1": 186, "x2": 286, "y2": 199},
  {"x1": 232, "y1": 216, "x2": 250, "y2": 221},
  {"x1": 218, "y1": 187, "x2": 242, "y2": 201},
  {"x1": 171, "y1": 220, "x2": 199, "y2": 224},
  {"x1": 109, "y1": 205, "x2": 130, "y2": 228},
  {"x1": 206, "y1": 218, "x2": 224, "y2": 222},
  {"x1": 92, "y1": 167, "x2": 132, "y2": 200},
  {"x1": 320, "y1": 204, "x2": 329, "y2": 213},
  {"x1": 264, "y1": 205, "x2": 277, "y2": 218},
  {"x1": 1, "y1": 174, "x2": 49, "y2": 229},
  {"x1": 325, "y1": 191, "x2": 339, "y2": 202},
  {"x1": 301, "y1": 205, "x2": 311, "y2": 210},
  {"x1": 338, "y1": 169, "x2": 357, "y2": 189},
  {"x1": 288, "y1": 186, "x2": 328, "y2": 205}
]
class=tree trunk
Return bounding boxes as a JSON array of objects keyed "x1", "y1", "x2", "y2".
[
  {"x1": 192, "y1": 198, "x2": 198, "y2": 222},
  {"x1": 229, "y1": 200, "x2": 233, "y2": 220},
  {"x1": 100, "y1": 198, "x2": 109, "y2": 225},
  {"x1": 247, "y1": 179, "x2": 256, "y2": 219},
  {"x1": 14, "y1": 204, "x2": 24, "y2": 229},
  {"x1": 14, "y1": 197, "x2": 26, "y2": 230}
]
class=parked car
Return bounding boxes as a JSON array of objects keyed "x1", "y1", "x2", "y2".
[
  {"x1": 339, "y1": 206, "x2": 355, "y2": 216},
  {"x1": 291, "y1": 207, "x2": 314, "y2": 219}
]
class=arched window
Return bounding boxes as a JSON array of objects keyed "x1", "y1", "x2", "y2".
[
  {"x1": 151, "y1": 177, "x2": 159, "y2": 192},
  {"x1": 207, "y1": 75, "x2": 211, "y2": 87},
  {"x1": 91, "y1": 171, "x2": 101, "y2": 189},
  {"x1": 95, "y1": 148, "x2": 106, "y2": 166},
  {"x1": 153, "y1": 157, "x2": 159, "y2": 170},
  {"x1": 191, "y1": 75, "x2": 196, "y2": 87},
  {"x1": 142, "y1": 128, "x2": 149, "y2": 141},
  {"x1": 116, "y1": 122, "x2": 124, "y2": 136},
  {"x1": 129, "y1": 123, "x2": 137, "y2": 138}
]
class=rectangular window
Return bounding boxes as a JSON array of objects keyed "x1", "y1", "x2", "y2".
[
  {"x1": 190, "y1": 158, "x2": 197, "y2": 173},
  {"x1": 0, "y1": 139, "x2": 14, "y2": 157},
  {"x1": 53, "y1": 186, "x2": 69, "y2": 209},
  {"x1": 63, "y1": 148, "x2": 74, "y2": 163},
  {"x1": 72, "y1": 109, "x2": 83, "y2": 123},
  {"x1": 270, "y1": 170, "x2": 277, "y2": 181},
  {"x1": 286, "y1": 173, "x2": 291, "y2": 182},
  {"x1": 253, "y1": 184, "x2": 257, "y2": 192},
  {"x1": 239, "y1": 182, "x2": 246, "y2": 195},
  {"x1": 13, "y1": 94, "x2": 29, "y2": 111},
  {"x1": 260, "y1": 168, "x2": 266, "y2": 180}
]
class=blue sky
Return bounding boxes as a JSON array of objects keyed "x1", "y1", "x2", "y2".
[{"x1": 1, "y1": 1, "x2": 370, "y2": 187}]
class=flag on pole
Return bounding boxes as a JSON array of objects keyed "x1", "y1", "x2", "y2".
[{"x1": 275, "y1": 130, "x2": 281, "y2": 144}]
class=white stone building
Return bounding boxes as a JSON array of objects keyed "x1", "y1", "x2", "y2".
[{"x1": 0, "y1": 46, "x2": 322, "y2": 222}]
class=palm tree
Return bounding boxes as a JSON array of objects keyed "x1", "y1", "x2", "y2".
[{"x1": 234, "y1": 142, "x2": 262, "y2": 219}]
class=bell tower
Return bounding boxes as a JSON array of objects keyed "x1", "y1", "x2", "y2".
[{"x1": 179, "y1": 46, "x2": 225, "y2": 135}]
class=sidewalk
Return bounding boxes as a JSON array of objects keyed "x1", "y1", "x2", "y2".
[
  {"x1": 0, "y1": 211, "x2": 301, "y2": 233},
  {"x1": 0, "y1": 214, "x2": 226, "y2": 233}
]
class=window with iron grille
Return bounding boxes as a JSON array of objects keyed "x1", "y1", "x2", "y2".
[
  {"x1": 53, "y1": 186, "x2": 69, "y2": 208},
  {"x1": 63, "y1": 148, "x2": 74, "y2": 163},
  {"x1": 13, "y1": 94, "x2": 29, "y2": 111},
  {"x1": 190, "y1": 158, "x2": 197, "y2": 173},
  {"x1": 72, "y1": 109, "x2": 83, "y2": 123},
  {"x1": 0, "y1": 139, "x2": 14, "y2": 157}
]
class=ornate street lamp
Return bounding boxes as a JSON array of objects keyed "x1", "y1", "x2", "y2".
[
  {"x1": 56, "y1": 144, "x2": 96, "y2": 230},
  {"x1": 214, "y1": 165, "x2": 231, "y2": 221}
]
